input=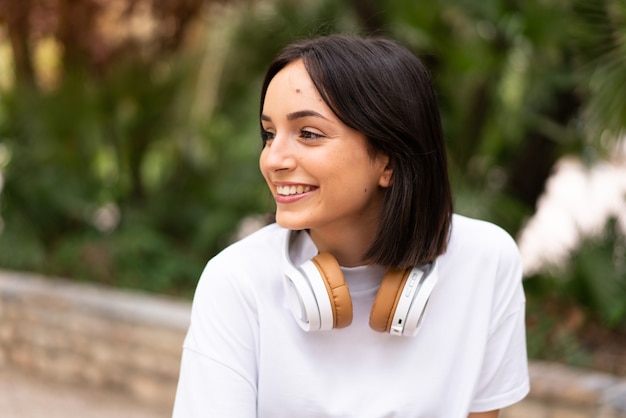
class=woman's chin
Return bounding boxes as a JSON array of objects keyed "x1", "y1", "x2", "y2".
[{"x1": 274, "y1": 213, "x2": 310, "y2": 231}]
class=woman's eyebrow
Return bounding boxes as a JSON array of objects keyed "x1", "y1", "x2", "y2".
[
  {"x1": 260, "y1": 110, "x2": 330, "y2": 122},
  {"x1": 287, "y1": 110, "x2": 329, "y2": 121}
]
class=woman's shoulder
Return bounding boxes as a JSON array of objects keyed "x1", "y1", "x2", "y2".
[
  {"x1": 449, "y1": 214, "x2": 520, "y2": 258},
  {"x1": 211, "y1": 222, "x2": 285, "y2": 267},
  {"x1": 193, "y1": 222, "x2": 286, "y2": 297},
  {"x1": 444, "y1": 215, "x2": 524, "y2": 308}
]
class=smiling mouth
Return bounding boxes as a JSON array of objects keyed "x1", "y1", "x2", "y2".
[{"x1": 276, "y1": 185, "x2": 314, "y2": 196}]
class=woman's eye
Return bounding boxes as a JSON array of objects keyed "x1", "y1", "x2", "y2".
[
  {"x1": 300, "y1": 129, "x2": 323, "y2": 140},
  {"x1": 261, "y1": 129, "x2": 275, "y2": 144}
]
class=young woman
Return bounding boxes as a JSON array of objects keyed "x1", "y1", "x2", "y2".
[{"x1": 173, "y1": 34, "x2": 529, "y2": 417}]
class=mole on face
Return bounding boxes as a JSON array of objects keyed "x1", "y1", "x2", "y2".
[{"x1": 296, "y1": 88, "x2": 301, "y2": 93}]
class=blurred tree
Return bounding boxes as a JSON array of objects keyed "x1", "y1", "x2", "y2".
[
  {"x1": 0, "y1": 0, "x2": 36, "y2": 85},
  {"x1": 0, "y1": 0, "x2": 206, "y2": 75},
  {"x1": 0, "y1": 0, "x2": 273, "y2": 295},
  {"x1": 0, "y1": 0, "x2": 624, "y2": 302}
]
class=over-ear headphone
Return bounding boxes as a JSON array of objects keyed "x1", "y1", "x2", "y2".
[{"x1": 282, "y1": 230, "x2": 439, "y2": 337}]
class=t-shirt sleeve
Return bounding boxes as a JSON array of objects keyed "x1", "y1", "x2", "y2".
[
  {"x1": 469, "y1": 230, "x2": 530, "y2": 412},
  {"x1": 172, "y1": 349, "x2": 257, "y2": 417},
  {"x1": 172, "y1": 256, "x2": 259, "y2": 418}
]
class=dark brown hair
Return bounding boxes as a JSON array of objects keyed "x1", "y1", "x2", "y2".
[{"x1": 260, "y1": 34, "x2": 453, "y2": 268}]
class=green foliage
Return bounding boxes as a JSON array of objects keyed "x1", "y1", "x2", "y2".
[
  {"x1": 380, "y1": 0, "x2": 625, "y2": 233},
  {"x1": 525, "y1": 293, "x2": 591, "y2": 367},
  {"x1": 562, "y1": 219, "x2": 626, "y2": 329},
  {"x1": 0, "y1": 39, "x2": 271, "y2": 296},
  {"x1": 571, "y1": 0, "x2": 626, "y2": 141},
  {"x1": 524, "y1": 217, "x2": 626, "y2": 366}
]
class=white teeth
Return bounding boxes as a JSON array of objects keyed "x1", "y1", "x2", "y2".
[{"x1": 277, "y1": 185, "x2": 312, "y2": 196}]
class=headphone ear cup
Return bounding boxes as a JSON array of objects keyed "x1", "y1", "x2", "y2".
[
  {"x1": 369, "y1": 268, "x2": 411, "y2": 332},
  {"x1": 311, "y1": 253, "x2": 353, "y2": 328}
]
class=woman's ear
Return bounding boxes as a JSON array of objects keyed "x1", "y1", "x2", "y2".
[{"x1": 378, "y1": 157, "x2": 393, "y2": 188}]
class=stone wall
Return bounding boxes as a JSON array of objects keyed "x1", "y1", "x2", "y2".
[
  {"x1": 503, "y1": 362, "x2": 626, "y2": 418},
  {"x1": 1, "y1": 270, "x2": 625, "y2": 416},
  {"x1": 0, "y1": 270, "x2": 189, "y2": 409}
]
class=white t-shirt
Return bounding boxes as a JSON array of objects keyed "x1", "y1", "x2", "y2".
[{"x1": 173, "y1": 214, "x2": 529, "y2": 417}]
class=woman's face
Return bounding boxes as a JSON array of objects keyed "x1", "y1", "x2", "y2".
[{"x1": 259, "y1": 59, "x2": 391, "y2": 240}]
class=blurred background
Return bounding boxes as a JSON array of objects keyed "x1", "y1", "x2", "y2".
[{"x1": 0, "y1": 0, "x2": 624, "y2": 398}]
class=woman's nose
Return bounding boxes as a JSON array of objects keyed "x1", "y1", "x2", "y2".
[{"x1": 261, "y1": 134, "x2": 297, "y2": 172}]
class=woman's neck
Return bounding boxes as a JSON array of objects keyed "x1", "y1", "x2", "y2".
[{"x1": 308, "y1": 225, "x2": 377, "y2": 267}]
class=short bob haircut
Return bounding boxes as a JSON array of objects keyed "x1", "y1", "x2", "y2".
[{"x1": 260, "y1": 34, "x2": 453, "y2": 269}]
